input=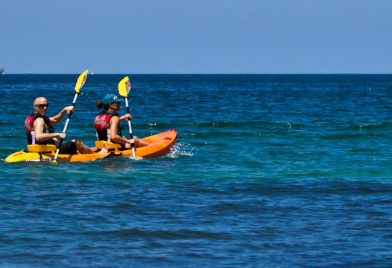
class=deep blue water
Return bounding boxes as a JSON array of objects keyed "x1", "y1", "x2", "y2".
[{"x1": 0, "y1": 74, "x2": 391, "y2": 267}]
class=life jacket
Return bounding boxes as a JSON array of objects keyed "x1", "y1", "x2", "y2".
[
  {"x1": 94, "y1": 111, "x2": 121, "y2": 141},
  {"x1": 24, "y1": 114, "x2": 55, "y2": 144}
]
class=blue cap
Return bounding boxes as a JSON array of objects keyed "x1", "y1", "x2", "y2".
[{"x1": 102, "y1": 94, "x2": 124, "y2": 104}]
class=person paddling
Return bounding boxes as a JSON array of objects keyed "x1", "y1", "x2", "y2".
[
  {"x1": 94, "y1": 94, "x2": 149, "y2": 148},
  {"x1": 25, "y1": 97, "x2": 108, "y2": 155}
]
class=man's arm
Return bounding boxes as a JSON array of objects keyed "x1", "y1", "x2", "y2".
[
  {"x1": 34, "y1": 118, "x2": 65, "y2": 143},
  {"x1": 50, "y1": 106, "x2": 73, "y2": 125}
]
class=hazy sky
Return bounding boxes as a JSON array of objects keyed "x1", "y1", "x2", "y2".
[{"x1": 1, "y1": 0, "x2": 392, "y2": 73}]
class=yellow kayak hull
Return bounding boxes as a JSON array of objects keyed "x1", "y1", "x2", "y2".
[{"x1": 4, "y1": 150, "x2": 111, "y2": 163}]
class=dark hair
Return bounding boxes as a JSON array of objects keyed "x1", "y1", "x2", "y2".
[{"x1": 96, "y1": 100, "x2": 109, "y2": 110}]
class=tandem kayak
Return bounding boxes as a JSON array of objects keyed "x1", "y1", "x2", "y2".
[{"x1": 5, "y1": 129, "x2": 177, "y2": 163}]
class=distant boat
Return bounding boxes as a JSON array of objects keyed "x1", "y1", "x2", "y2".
[{"x1": 0, "y1": 68, "x2": 4, "y2": 74}]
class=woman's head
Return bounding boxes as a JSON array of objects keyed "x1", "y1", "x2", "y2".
[
  {"x1": 103, "y1": 94, "x2": 123, "y2": 105},
  {"x1": 97, "y1": 94, "x2": 124, "y2": 111}
]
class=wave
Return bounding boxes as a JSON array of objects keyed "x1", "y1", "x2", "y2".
[
  {"x1": 142, "y1": 120, "x2": 307, "y2": 129},
  {"x1": 348, "y1": 122, "x2": 392, "y2": 131}
]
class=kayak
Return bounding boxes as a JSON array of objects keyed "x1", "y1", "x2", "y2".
[
  {"x1": 5, "y1": 129, "x2": 177, "y2": 163},
  {"x1": 4, "y1": 144, "x2": 110, "y2": 163},
  {"x1": 96, "y1": 129, "x2": 177, "y2": 158}
]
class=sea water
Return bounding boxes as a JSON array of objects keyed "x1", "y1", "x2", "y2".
[{"x1": 0, "y1": 74, "x2": 391, "y2": 267}]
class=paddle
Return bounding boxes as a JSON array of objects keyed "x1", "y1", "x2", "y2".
[
  {"x1": 118, "y1": 76, "x2": 137, "y2": 159},
  {"x1": 53, "y1": 69, "x2": 88, "y2": 161}
]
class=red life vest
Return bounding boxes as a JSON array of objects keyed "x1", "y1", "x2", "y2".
[
  {"x1": 24, "y1": 114, "x2": 54, "y2": 144},
  {"x1": 94, "y1": 111, "x2": 121, "y2": 141}
]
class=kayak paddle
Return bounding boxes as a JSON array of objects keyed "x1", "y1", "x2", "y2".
[
  {"x1": 53, "y1": 69, "x2": 88, "y2": 161},
  {"x1": 118, "y1": 76, "x2": 137, "y2": 159}
]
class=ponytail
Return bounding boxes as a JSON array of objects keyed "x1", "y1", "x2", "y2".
[
  {"x1": 96, "y1": 100, "x2": 109, "y2": 110},
  {"x1": 96, "y1": 100, "x2": 104, "y2": 109}
]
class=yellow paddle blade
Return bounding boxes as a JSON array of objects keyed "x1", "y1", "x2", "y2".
[
  {"x1": 74, "y1": 69, "x2": 88, "y2": 93},
  {"x1": 118, "y1": 76, "x2": 131, "y2": 97}
]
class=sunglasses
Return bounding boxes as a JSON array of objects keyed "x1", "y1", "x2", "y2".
[{"x1": 35, "y1": 104, "x2": 49, "y2": 108}]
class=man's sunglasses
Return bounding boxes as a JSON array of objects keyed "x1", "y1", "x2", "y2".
[{"x1": 35, "y1": 104, "x2": 49, "y2": 108}]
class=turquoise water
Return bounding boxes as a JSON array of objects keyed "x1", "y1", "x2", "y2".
[{"x1": 0, "y1": 74, "x2": 391, "y2": 267}]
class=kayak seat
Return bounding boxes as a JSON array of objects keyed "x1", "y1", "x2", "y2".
[
  {"x1": 27, "y1": 144, "x2": 57, "y2": 153},
  {"x1": 95, "y1": 140, "x2": 122, "y2": 151}
]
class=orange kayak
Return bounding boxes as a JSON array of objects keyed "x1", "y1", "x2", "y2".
[
  {"x1": 96, "y1": 129, "x2": 177, "y2": 158},
  {"x1": 5, "y1": 129, "x2": 177, "y2": 163}
]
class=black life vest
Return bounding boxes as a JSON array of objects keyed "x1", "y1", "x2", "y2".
[
  {"x1": 24, "y1": 114, "x2": 55, "y2": 144},
  {"x1": 94, "y1": 111, "x2": 121, "y2": 141}
]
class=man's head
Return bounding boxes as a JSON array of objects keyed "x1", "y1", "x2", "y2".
[{"x1": 33, "y1": 97, "x2": 49, "y2": 115}]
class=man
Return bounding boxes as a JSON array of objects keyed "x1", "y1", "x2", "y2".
[{"x1": 25, "y1": 97, "x2": 101, "y2": 154}]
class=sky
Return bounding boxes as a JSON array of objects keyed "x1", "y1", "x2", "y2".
[{"x1": 1, "y1": 0, "x2": 392, "y2": 74}]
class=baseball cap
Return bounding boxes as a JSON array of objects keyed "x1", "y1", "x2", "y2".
[{"x1": 102, "y1": 94, "x2": 124, "y2": 104}]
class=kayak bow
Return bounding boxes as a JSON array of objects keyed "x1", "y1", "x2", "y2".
[{"x1": 96, "y1": 129, "x2": 177, "y2": 158}]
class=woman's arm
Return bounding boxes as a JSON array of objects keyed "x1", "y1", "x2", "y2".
[
  {"x1": 120, "y1": 113, "x2": 132, "y2": 121},
  {"x1": 109, "y1": 116, "x2": 131, "y2": 144}
]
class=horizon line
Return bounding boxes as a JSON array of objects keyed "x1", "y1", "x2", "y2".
[{"x1": 2, "y1": 73, "x2": 392, "y2": 75}]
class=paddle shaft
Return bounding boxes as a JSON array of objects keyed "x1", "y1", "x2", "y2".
[
  {"x1": 124, "y1": 97, "x2": 136, "y2": 158},
  {"x1": 53, "y1": 93, "x2": 79, "y2": 160}
]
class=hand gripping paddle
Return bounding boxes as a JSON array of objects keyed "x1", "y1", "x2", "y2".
[
  {"x1": 118, "y1": 76, "x2": 138, "y2": 159},
  {"x1": 53, "y1": 69, "x2": 88, "y2": 161}
]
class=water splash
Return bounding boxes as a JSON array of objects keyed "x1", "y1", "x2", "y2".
[{"x1": 167, "y1": 142, "x2": 194, "y2": 158}]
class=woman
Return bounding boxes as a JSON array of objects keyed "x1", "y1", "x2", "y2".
[{"x1": 94, "y1": 94, "x2": 149, "y2": 148}]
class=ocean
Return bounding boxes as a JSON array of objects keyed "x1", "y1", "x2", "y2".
[{"x1": 0, "y1": 74, "x2": 391, "y2": 267}]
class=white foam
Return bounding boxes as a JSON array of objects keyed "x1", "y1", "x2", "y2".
[{"x1": 167, "y1": 142, "x2": 194, "y2": 158}]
